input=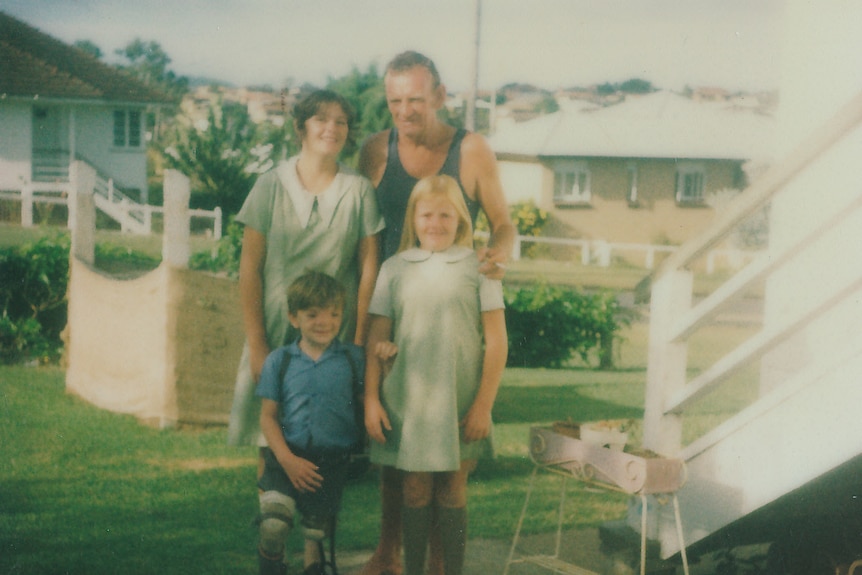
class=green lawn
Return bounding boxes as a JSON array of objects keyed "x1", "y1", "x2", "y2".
[
  {"x1": 0, "y1": 316, "x2": 759, "y2": 574},
  {"x1": 0, "y1": 222, "x2": 759, "y2": 573},
  {"x1": 0, "y1": 364, "x2": 641, "y2": 574}
]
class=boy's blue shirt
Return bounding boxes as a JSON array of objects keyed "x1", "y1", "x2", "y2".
[{"x1": 256, "y1": 339, "x2": 364, "y2": 451}]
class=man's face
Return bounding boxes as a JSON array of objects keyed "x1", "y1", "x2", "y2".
[{"x1": 384, "y1": 66, "x2": 444, "y2": 137}]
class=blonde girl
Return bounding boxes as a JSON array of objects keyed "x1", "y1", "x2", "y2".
[{"x1": 364, "y1": 175, "x2": 508, "y2": 575}]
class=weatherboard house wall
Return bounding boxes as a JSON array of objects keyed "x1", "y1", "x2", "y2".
[
  {"x1": 0, "y1": 100, "x2": 31, "y2": 188},
  {"x1": 0, "y1": 11, "x2": 171, "y2": 198},
  {"x1": 490, "y1": 91, "x2": 775, "y2": 245}
]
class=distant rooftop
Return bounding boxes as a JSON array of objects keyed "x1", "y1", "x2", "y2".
[
  {"x1": 0, "y1": 11, "x2": 172, "y2": 104},
  {"x1": 490, "y1": 90, "x2": 775, "y2": 161}
]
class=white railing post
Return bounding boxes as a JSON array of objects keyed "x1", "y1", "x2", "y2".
[
  {"x1": 643, "y1": 269, "x2": 693, "y2": 456},
  {"x1": 511, "y1": 235, "x2": 522, "y2": 261},
  {"x1": 144, "y1": 205, "x2": 153, "y2": 234},
  {"x1": 213, "y1": 206, "x2": 223, "y2": 240},
  {"x1": 70, "y1": 161, "x2": 96, "y2": 265},
  {"x1": 597, "y1": 240, "x2": 611, "y2": 267},
  {"x1": 163, "y1": 169, "x2": 191, "y2": 268},
  {"x1": 706, "y1": 251, "x2": 716, "y2": 275},
  {"x1": 21, "y1": 184, "x2": 34, "y2": 228},
  {"x1": 645, "y1": 247, "x2": 655, "y2": 270}
]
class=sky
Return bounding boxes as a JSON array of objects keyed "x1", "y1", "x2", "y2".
[{"x1": 3, "y1": 0, "x2": 784, "y2": 93}]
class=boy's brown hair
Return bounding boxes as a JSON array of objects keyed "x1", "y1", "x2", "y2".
[{"x1": 287, "y1": 270, "x2": 346, "y2": 312}]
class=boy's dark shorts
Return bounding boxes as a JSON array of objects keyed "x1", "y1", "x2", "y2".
[{"x1": 258, "y1": 445, "x2": 350, "y2": 527}]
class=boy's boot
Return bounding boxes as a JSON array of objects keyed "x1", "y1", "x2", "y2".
[
  {"x1": 438, "y1": 506, "x2": 467, "y2": 575},
  {"x1": 258, "y1": 548, "x2": 286, "y2": 575},
  {"x1": 402, "y1": 505, "x2": 432, "y2": 575}
]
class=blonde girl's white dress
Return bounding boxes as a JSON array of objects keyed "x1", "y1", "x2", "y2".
[{"x1": 368, "y1": 246, "x2": 504, "y2": 472}]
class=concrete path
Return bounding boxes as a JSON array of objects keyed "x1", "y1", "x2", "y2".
[{"x1": 337, "y1": 527, "x2": 725, "y2": 575}]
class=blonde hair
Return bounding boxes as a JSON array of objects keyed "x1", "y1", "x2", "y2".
[{"x1": 398, "y1": 175, "x2": 474, "y2": 253}]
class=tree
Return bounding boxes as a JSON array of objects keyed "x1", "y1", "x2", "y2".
[
  {"x1": 325, "y1": 64, "x2": 392, "y2": 163},
  {"x1": 114, "y1": 38, "x2": 188, "y2": 109},
  {"x1": 161, "y1": 66, "x2": 388, "y2": 223},
  {"x1": 164, "y1": 101, "x2": 280, "y2": 223},
  {"x1": 534, "y1": 93, "x2": 559, "y2": 114},
  {"x1": 73, "y1": 39, "x2": 102, "y2": 59},
  {"x1": 113, "y1": 39, "x2": 188, "y2": 147},
  {"x1": 619, "y1": 78, "x2": 654, "y2": 94},
  {"x1": 596, "y1": 82, "x2": 617, "y2": 96}
]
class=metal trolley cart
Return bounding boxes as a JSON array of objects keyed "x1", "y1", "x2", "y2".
[{"x1": 504, "y1": 426, "x2": 690, "y2": 575}]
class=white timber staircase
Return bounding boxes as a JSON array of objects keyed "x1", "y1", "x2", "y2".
[
  {"x1": 639, "y1": 87, "x2": 862, "y2": 570},
  {"x1": 30, "y1": 153, "x2": 150, "y2": 234}
]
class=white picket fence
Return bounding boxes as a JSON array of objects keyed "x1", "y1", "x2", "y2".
[
  {"x1": 503, "y1": 233, "x2": 758, "y2": 274},
  {"x1": 2, "y1": 161, "x2": 222, "y2": 239}
]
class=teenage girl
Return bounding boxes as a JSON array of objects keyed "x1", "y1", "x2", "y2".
[
  {"x1": 227, "y1": 89, "x2": 384, "y2": 571},
  {"x1": 364, "y1": 174, "x2": 508, "y2": 575},
  {"x1": 228, "y1": 89, "x2": 383, "y2": 448}
]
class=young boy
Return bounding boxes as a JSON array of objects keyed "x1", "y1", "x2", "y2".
[{"x1": 255, "y1": 271, "x2": 365, "y2": 575}]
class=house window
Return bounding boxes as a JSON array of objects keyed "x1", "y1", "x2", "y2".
[
  {"x1": 113, "y1": 110, "x2": 142, "y2": 148},
  {"x1": 626, "y1": 163, "x2": 638, "y2": 204},
  {"x1": 675, "y1": 163, "x2": 705, "y2": 204},
  {"x1": 553, "y1": 161, "x2": 591, "y2": 204}
]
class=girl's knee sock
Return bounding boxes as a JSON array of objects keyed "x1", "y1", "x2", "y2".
[
  {"x1": 437, "y1": 506, "x2": 467, "y2": 575},
  {"x1": 258, "y1": 547, "x2": 286, "y2": 575},
  {"x1": 402, "y1": 505, "x2": 432, "y2": 575}
]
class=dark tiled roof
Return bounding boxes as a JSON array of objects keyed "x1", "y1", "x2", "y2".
[{"x1": 0, "y1": 11, "x2": 173, "y2": 104}]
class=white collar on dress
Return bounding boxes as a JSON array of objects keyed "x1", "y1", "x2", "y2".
[
  {"x1": 398, "y1": 246, "x2": 474, "y2": 263},
  {"x1": 276, "y1": 156, "x2": 341, "y2": 228}
]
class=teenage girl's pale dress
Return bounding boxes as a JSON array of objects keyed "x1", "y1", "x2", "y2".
[
  {"x1": 227, "y1": 156, "x2": 383, "y2": 446},
  {"x1": 368, "y1": 246, "x2": 504, "y2": 471}
]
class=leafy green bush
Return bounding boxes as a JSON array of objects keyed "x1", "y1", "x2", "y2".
[
  {"x1": 189, "y1": 217, "x2": 243, "y2": 278},
  {"x1": 94, "y1": 243, "x2": 160, "y2": 273},
  {"x1": 0, "y1": 234, "x2": 70, "y2": 364},
  {"x1": 504, "y1": 282, "x2": 633, "y2": 369},
  {"x1": 0, "y1": 234, "x2": 169, "y2": 364}
]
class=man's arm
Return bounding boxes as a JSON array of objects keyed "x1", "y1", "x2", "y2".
[
  {"x1": 358, "y1": 130, "x2": 390, "y2": 186},
  {"x1": 461, "y1": 133, "x2": 516, "y2": 279}
]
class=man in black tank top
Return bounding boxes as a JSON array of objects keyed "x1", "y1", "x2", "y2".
[
  {"x1": 375, "y1": 127, "x2": 481, "y2": 259},
  {"x1": 358, "y1": 50, "x2": 515, "y2": 575}
]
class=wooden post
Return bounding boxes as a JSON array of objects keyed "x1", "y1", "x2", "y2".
[
  {"x1": 70, "y1": 161, "x2": 96, "y2": 265},
  {"x1": 162, "y1": 169, "x2": 190, "y2": 268},
  {"x1": 511, "y1": 235, "x2": 522, "y2": 261},
  {"x1": 21, "y1": 184, "x2": 33, "y2": 228},
  {"x1": 645, "y1": 247, "x2": 655, "y2": 270},
  {"x1": 213, "y1": 207, "x2": 223, "y2": 240},
  {"x1": 706, "y1": 251, "x2": 716, "y2": 275},
  {"x1": 597, "y1": 240, "x2": 611, "y2": 267},
  {"x1": 643, "y1": 269, "x2": 693, "y2": 455}
]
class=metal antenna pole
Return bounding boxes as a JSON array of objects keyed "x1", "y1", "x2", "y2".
[{"x1": 465, "y1": 0, "x2": 481, "y2": 131}]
